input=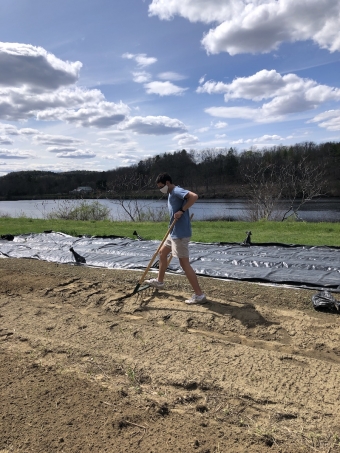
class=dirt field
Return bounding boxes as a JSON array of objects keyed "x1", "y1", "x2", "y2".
[{"x1": 1, "y1": 257, "x2": 340, "y2": 453}]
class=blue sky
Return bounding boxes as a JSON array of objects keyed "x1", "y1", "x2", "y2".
[{"x1": 1, "y1": 0, "x2": 340, "y2": 176}]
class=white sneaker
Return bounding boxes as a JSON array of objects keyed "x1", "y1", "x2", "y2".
[
  {"x1": 145, "y1": 278, "x2": 164, "y2": 289},
  {"x1": 185, "y1": 294, "x2": 207, "y2": 304}
]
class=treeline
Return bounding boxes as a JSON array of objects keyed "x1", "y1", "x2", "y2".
[
  {"x1": 0, "y1": 170, "x2": 108, "y2": 199},
  {"x1": 0, "y1": 141, "x2": 339, "y2": 199}
]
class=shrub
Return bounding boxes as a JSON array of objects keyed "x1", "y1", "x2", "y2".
[
  {"x1": 47, "y1": 200, "x2": 111, "y2": 221},
  {"x1": 138, "y1": 206, "x2": 169, "y2": 222}
]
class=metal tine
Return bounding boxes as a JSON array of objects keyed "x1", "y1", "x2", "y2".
[
  {"x1": 115, "y1": 219, "x2": 177, "y2": 302},
  {"x1": 117, "y1": 214, "x2": 193, "y2": 303}
]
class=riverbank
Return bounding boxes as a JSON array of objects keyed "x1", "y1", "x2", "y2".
[
  {"x1": 0, "y1": 185, "x2": 238, "y2": 201},
  {"x1": 1, "y1": 198, "x2": 340, "y2": 223},
  {"x1": 1, "y1": 191, "x2": 340, "y2": 202}
]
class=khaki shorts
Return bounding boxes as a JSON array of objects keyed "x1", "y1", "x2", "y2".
[{"x1": 164, "y1": 237, "x2": 190, "y2": 258}]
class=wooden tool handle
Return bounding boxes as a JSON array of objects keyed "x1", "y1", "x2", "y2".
[{"x1": 138, "y1": 218, "x2": 177, "y2": 284}]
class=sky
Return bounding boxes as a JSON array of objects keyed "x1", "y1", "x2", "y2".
[{"x1": 1, "y1": 0, "x2": 340, "y2": 176}]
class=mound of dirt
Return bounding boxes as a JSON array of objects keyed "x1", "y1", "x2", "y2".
[{"x1": 1, "y1": 258, "x2": 340, "y2": 453}]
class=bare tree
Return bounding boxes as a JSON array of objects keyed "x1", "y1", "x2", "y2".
[
  {"x1": 107, "y1": 171, "x2": 162, "y2": 221},
  {"x1": 281, "y1": 157, "x2": 326, "y2": 221},
  {"x1": 242, "y1": 155, "x2": 287, "y2": 220},
  {"x1": 241, "y1": 153, "x2": 326, "y2": 221}
]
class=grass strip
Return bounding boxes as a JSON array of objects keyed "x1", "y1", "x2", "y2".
[{"x1": 1, "y1": 217, "x2": 340, "y2": 247}]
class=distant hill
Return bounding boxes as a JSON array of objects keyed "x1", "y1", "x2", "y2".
[
  {"x1": 0, "y1": 142, "x2": 339, "y2": 199},
  {"x1": 0, "y1": 170, "x2": 108, "y2": 199}
]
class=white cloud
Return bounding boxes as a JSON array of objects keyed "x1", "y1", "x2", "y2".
[
  {"x1": 149, "y1": 0, "x2": 237, "y2": 23},
  {"x1": 96, "y1": 137, "x2": 142, "y2": 159},
  {"x1": 121, "y1": 158, "x2": 138, "y2": 165},
  {"x1": 122, "y1": 52, "x2": 134, "y2": 60},
  {"x1": 44, "y1": 101, "x2": 130, "y2": 128},
  {"x1": 0, "y1": 123, "x2": 20, "y2": 135},
  {"x1": 0, "y1": 148, "x2": 36, "y2": 158},
  {"x1": 0, "y1": 42, "x2": 129, "y2": 127},
  {"x1": 197, "y1": 70, "x2": 283, "y2": 99},
  {"x1": 119, "y1": 115, "x2": 187, "y2": 135},
  {"x1": 56, "y1": 150, "x2": 96, "y2": 158},
  {"x1": 122, "y1": 52, "x2": 157, "y2": 67},
  {"x1": 173, "y1": 132, "x2": 199, "y2": 146},
  {"x1": 0, "y1": 85, "x2": 103, "y2": 121},
  {"x1": 215, "y1": 133, "x2": 226, "y2": 138},
  {"x1": 104, "y1": 138, "x2": 131, "y2": 145},
  {"x1": 149, "y1": 0, "x2": 340, "y2": 55},
  {"x1": 206, "y1": 106, "x2": 260, "y2": 120},
  {"x1": 231, "y1": 135, "x2": 286, "y2": 145},
  {"x1": 195, "y1": 126, "x2": 209, "y2": 133},
  {"x1": 0, "y1": 42, "x2": 81, "y2": 89},
  {"x1": 102, "y1": 154, "x2": 117, "y2": 160},
  {"x1": 0, "y1": 161, "x2": 95, "y2": 173},
  {"x1": 117, "y1": 152, "x2": 133, "y2": 158},
  {"x1": 103, "y1": 151, "x2": 139, "y2": 165},
  {"x1": 231, "y1": 138, "x2": 253, "y2": 145},
  {"x1": 157, "y1": 72, "x2": 186, "y2": 81},
  {"x1": 0, "y1": 125, "x2": 40, "y2": 137},
  {"x1": 144, "y1": 81, "x2": 187, "y2": 96},
  {"x1": 198, "y1": 70, "x2": 340, "y2": 103},
  {"x1": 309, "y1": 110, "x2": 340, "y2": 131},
  {"x1": 202, "y1": 69, "x2": 340, "y2": 121},
  {"x1": 132, "y1": 71, "x2": 152, "y2": 83},
  {"x1": 33, "y1": 134, "x2": 84, "y2": 146},
  {"x1": 18, "y1": 128, "x2": 40, "y2": 135},
  {"x1": 0, "y1": 136, "x2": 13, "y2": 145},
  {"x1": 255, "y1": 134, "x2": 284, "y2": 142},
  {"x1": 33, "y1": 93, "x2": 129, "y2": 128},
  {"x1": 97, "y1": 130, "x2": 132, "y2": 143},
  {"x1": 214, "y1": 121, "x2": 228, "y2": 129},
  {"x1": 101, "y1": 139, "x2": 141, "y2": 153},
  {"x1": 47, "y1": 146, "x2": 78, "y2": 153}
]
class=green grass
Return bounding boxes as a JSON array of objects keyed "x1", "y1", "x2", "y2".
[{"x1": 1, "y1": 217, "x2": 340, "y2": 247}]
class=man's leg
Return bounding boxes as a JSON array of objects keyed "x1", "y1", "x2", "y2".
[
  {"x1": 157, "y1": 245, "x2": 172, "y2": 282},
  {"x1": 145, "y1": 243, "x2": 171, "y2": 288},
  {"x1": 179, "y1": 257, "x2": 203, "y2": 295}
]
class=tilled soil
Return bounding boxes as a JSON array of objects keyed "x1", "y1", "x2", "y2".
[{"x1": 1, "y1": 257, "x2": 340, "y2": 453}]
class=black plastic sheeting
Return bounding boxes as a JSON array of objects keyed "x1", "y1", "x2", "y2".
[
  {"x1": 312, "y1": 290, "x2": 340, "y2": 312},
  {"x1": 0, "y1": 232, "x2": 340, "y2": 291}
]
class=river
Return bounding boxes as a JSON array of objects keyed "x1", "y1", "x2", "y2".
[{"x1": 0, "y1": 198, "x2": 339, "y2": 222}]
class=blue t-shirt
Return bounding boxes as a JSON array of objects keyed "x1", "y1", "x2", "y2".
[{"x1": 168, "y1": 186, "x2": 192, "y2": 239}]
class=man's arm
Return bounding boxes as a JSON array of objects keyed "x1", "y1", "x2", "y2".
[
  {"x1": 174, "y1": 191, "x2": 198, "y2": 219},
  {"x1": 182, "y1": 191, "x2": 198, "y2": 211}
]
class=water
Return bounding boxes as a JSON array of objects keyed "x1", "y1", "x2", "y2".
[{"x1": 0, "y1": 198, "x2": 339, "y2": 222}]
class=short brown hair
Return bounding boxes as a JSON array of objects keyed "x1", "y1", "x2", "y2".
[{"x1": 156, "y1": 173, "x2": 172, "y2": 184}]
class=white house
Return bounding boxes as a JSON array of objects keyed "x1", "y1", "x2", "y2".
[{"x1": 70, "y1": 186, "x2": 93, "y2": 194}]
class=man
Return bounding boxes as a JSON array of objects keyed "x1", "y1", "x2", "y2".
[{"x1": 145, "y1": 172, "x2": 206, "y2": 304}]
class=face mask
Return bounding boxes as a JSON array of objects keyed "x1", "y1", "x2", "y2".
[{"x1": 159, "y1": 185, "x2": 169, "y2": 194}]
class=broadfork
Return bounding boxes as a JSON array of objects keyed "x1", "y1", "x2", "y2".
[{"x1": 116, "y1": 218, "x2": 177, "y2": 301}]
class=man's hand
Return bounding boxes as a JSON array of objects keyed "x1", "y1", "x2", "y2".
[{"x1": 174, "y1": 210, "x2": 184, "y2": 220}]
